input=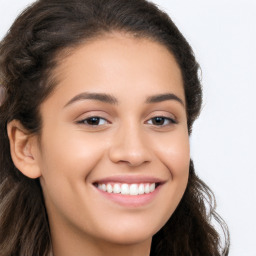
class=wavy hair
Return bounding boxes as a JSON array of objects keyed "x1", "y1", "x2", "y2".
[{"x1": 0, "y1": 0, "x2": 229, "y2": 255}]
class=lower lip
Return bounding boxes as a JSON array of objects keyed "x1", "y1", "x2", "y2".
[{"x1": 95, "y1": 185, "x2": 162, "y2": 207}]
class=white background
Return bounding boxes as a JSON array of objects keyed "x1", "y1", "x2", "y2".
[{"x1": 1, "y1": 0, "x2": 255, "y2": 255}]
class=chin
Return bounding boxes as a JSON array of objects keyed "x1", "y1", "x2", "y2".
[
  {"x1": 104, "y1": 231, "x2": 153, "y2": 245},
  {"x1": 95, "y1": 220, "x2": 161, "y2": 245}
]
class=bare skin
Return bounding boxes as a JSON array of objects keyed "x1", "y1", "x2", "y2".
[{"x1": 8, "y1": 33, "x2": 190, "y2": 256}]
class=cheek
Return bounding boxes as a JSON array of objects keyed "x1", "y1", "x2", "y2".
[
  {"x1": 153, "y1": 130, "x2": 190, "y2": 178},
  {"x1": 39, "y1": 128, "x2": 107, "y2": 178},
  {"x1": 38, "y1": 130, "x2": 108, "y2": 220},
  {"x1": 144, "y1": 130, "x2": 190, "y2": 230},
  {"x1": 38, "y1": 129, "x2": 108, "y2": 212}
]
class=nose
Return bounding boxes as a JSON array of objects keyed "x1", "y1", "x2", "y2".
[{"x1": 108, "y1": 123, "x2": 152, "y2": 167}]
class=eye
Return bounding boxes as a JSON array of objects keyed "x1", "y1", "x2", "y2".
[
  {"x1": 77, "y1": 116, "x2": 109, "y2": 126},
  {"x1": 147, "y1": 116, "x2": 176, "y2": 126}
]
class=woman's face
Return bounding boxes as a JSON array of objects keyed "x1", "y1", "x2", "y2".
[{"x1": 36, "y1": 34, "x2": 190, "y2": 246}]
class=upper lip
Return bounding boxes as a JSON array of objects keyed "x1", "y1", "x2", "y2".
[{"x1": 93, "y1": 175, "x2": 166, "y2": 185}]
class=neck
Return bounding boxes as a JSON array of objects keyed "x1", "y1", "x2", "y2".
[{"x1": 52, "y1": 235, "x2": 151, "y2": 256}]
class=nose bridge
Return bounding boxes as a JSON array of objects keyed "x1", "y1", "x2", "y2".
[{"x1": 108, "y1": 119, "x2": 151, "y2": 166}]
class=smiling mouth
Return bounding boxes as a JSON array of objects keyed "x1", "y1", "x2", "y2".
[{"x1": 93, "y1": 182, "x2": 161, "y2": 196}]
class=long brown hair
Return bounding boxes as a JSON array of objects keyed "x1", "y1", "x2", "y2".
[{"x1": 0, "y1": 0, "x2": 229, "y2": 255}]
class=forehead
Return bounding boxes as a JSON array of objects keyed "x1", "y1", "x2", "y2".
[{"x1": 44, "y1": 33, "x2": 185, "y2": 108}]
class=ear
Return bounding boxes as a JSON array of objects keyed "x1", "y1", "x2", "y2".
[{"x1": 7, "y1": 120, "x2": 42, "y2": 179}]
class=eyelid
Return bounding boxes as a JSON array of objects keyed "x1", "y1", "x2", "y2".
[
  {"x1": 76, "y1": 116, "x2": 110, "y2": 126},
  {"x1": 146, "y1": 116, "x2": 177, "y2": 126},
  {"x1": 74, "y1": 110, "x2": 112, "y2": 127},
  {"x1": 74, "y1": 110, "x2": 178, "y2": 128},
  {"x1": 145, "y1": 110, "x2": 177, "y2": 122}
]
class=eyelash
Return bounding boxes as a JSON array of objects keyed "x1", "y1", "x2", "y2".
[
  {"x1": 76, "y1": 116, "x2": 177, "y2": 127},
  {"x1": 77, "y1": 116, "x2": 109, "y2": 126},
  {"x1": 146, "y1": 116, "x2": 177, "y2": 126}
]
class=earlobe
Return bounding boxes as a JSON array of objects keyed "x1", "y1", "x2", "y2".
[{"x1": 7, "y1": 120, "x2": 42, "y2": 179}]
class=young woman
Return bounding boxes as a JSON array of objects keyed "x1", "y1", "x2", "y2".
[{"x1": 0, "y1": 0, "x2": 230, "y2": 255}]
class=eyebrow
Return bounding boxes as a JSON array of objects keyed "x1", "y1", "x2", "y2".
[
  {"x1": 145, "y1": 93, "x2": 184, "y2": 106},
  {"x1": 64, "y1": 92, "x2": 185, "y2": 108},
  {"x1": 64, "y1": 92, "x2": 118, "y2": 107}
]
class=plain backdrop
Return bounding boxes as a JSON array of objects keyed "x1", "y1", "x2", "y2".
[{"x1": 1, "y1": 0, "x2": 255, "y2": 255}]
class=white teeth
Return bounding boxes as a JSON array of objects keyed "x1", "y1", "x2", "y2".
[
  {"x1": 113, "y1": 183, "x2": 121, "y2": 194},
  {"x1": 150, "y1": 183, "x2": 155, "y2": 192},
  {"x1": 145, "y1": 184, "x2": 150, "y2": 194},
  {"x1": 97, "y1": 182, "x2": 157, "y2": 195},
  {"x1": 129, "y1": 184, "x2": 139, "y2": 195},
  {"x1": 138, "y1": 184, "x2": 144, "y2": 194},
  {"x1": 107, "y1": 184, "x2": 112, "y2": 193},
  {"x1": 121, "y1": 184, "x2": 129, "y2": 195},
  {"x1": 102, "y1": 184, "x2": 106, "y2": 192}
]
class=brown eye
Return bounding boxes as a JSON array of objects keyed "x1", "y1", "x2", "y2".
[
  {"x1": 78, "y1": 116, "x2": 108, "y2": 126},
  {"x1": 147, "y1": 116, "x2": 176, "y2": 126}
]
